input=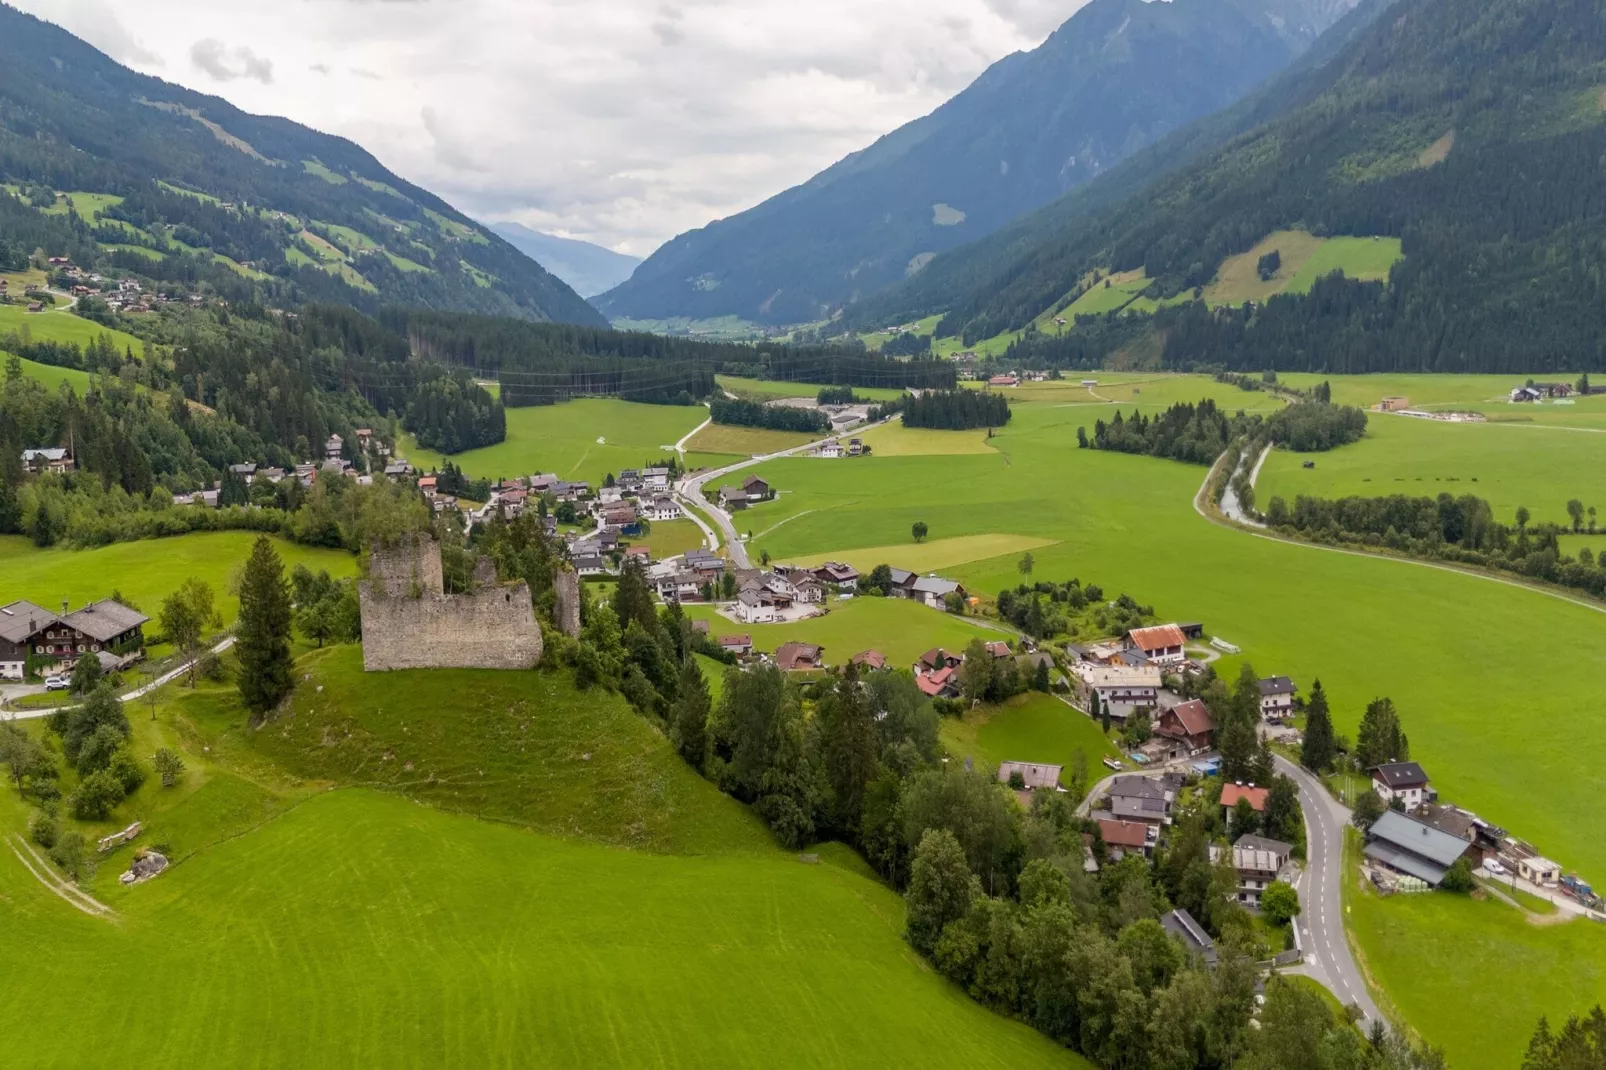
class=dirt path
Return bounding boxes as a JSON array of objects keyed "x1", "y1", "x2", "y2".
[{"x1": 7, "y1": 835, "x2": 115, "y2": 918}]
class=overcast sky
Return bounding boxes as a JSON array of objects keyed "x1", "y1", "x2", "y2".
[{"x1": 16, "y1": 0, "x2": 1086, "y2": 257}]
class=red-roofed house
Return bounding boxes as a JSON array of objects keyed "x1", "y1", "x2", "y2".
[
  {"x1": 417, "y1": 475, "x2": 438, "y2": 499},
  {"x1": 1156, "y1": 699, "x2": 1215, "y2": 754},
  {"x1": 718, "y1": 635, "x2": 752, "y2": 656},
  {"x1": 1098, "y1": 818, "x2": 1154, "y2": 860},
  {"x1": 1126, "y1": 624, "x2": 1187, "y2": 665},
  {"x1": 774, "y1": 642, "x2": 824, "y2": 671},
  {"x1": 1220, "y1": 783, "x2": 1269, "y2": 823},
  {"x1": 851, "y1": 650, "x2": 886, "y2": 670},
  {"x1": 983, "y1": 641, "x2": 1012, "y2": 659},
  {"x1": 916, "y1": 665, "x2": 958, "y2": 698}
]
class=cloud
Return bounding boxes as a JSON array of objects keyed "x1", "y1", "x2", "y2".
[
  {"x1": 309, "y1": 62, "x2": 332, "y2": 74},
  {"x1": 28, "y1": 0, "x2": 163, "y2": 66},
  {"x1": 421, "y1": 106, "x2": 491, "y2": 173},
  {"x1": 650, "y1": 6, "x2": 685, "y2": 46},
  {"x1": 190, "y1": 38, "x2": 274, "y2": 84}
]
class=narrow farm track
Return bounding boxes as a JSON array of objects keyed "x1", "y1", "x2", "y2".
[
  {"x1": 1193, "y1": 453, "x2": 1606, "y2": 617},
  {"x1": 7, "y1": 835, "x2": 115, "y2": 918}
]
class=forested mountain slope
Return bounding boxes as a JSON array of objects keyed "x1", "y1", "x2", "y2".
[
  {"x1": 597, "y1": 0, "x2": 1359, "y2": 326},
  {"x1": 861, "y1": 0, "x2": 1606, "y2": 374},
  {"x1": 0, "y1": 4, "x2": 604, "y2": 326}
]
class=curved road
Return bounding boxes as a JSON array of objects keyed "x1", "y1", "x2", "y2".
[
  {"x1": 1, "y1": 637, "x2": 235, "y2": 721},
  {"x1": 675, "y1": 418, "x2": 893, "y2": 569}
]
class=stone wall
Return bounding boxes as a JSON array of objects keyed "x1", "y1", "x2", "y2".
[
  {"x1": 554, "y1": 568, "x2": 581, "y2": 639},
  {"x1": 359, "y1": 537, "x2": 542, "y2": 671}
]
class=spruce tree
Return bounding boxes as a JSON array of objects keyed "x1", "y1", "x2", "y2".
[
  {"x1": 1356, "y1": 697, "x2": 1408, "y2": 769},
  {"x1": 670, "y1": 658, "x2": 710, "y2": 769},
  {"x1": 1300, "y1": 678, "x2": 1335, "y2": 772},
  {"x1": 236, "y1": 537, "x2": 293, "y2": 717},
  {"x1": 820, "y1": 663, "x2": 879, "y2": 834}
]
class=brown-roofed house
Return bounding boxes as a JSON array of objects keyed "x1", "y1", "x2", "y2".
[
  {"x1": 1098, "y1": 818, "x2": 1153, "y2": 859},
  {"x1": 1126, "y1": 624, "x2": 1187, "y2": 665},
  {"x1": 1156, "y1": 699, "x2": 1215, "y2": 754},
  {"x1": 916, "y1": 648, "x2": 962, "y2": 672},
  {"x1": 1221, "y1": 783, "x2": 1269, "y2": 822},
  {"x1": 718, "y1": 635, "x2": 752, "y2": 656},
  {"x1": 851, "y1": 650, "x2": 886, "y2": 669},
  {"x1": 984, "y1": 640, "x2": 1012, "y2": 659},
  {"x1": 773, "y1": 642, "x2": 824, "y2": 671}
]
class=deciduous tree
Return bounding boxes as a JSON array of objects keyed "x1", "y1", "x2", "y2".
[{"x1": 905, "y1": 828, "x2": 974, "y2": 955}]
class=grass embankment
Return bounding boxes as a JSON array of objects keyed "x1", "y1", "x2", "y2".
[
  {"x1": 0, "y1": 532, "x2": 356, "y2": 623},
  {"x1": 0, "y1": 303, "x2": 148, "y2": 357},
  {"x1": 400, "y1": 398, "x2": 708, "y2": 486},
  {"x1": 1257, "y1": 413, "x2": 1606, "y2": 527},
  {"x1": 940, "y1": 692, "x2": 1126, "y2": 796}
]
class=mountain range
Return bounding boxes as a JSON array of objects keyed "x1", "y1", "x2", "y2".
[
  {"x1": 0, "y1": 3, "x2": 605, "y2": 327},
  {"x1": 487, "y1": 221, "x2": 641, "y2": 299},
  {"x1": 597, "y1": 0, "x2": 1361, "y2": 326},
  {"x1": 855, "y1": 0, "x2": 1606, "y2": 374}
]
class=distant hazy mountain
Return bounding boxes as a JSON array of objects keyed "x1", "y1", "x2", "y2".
[
  {"x1": 488, "y1": 221, "x2": 642, "y2": 299},
  {"x1": 0, "y1": 4, "x2": 605, "y2": 326},
  {"x1": 597, "y1": 0, "x2": 1359, "y2": 326}
]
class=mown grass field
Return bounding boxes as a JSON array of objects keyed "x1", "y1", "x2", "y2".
[
  {"x1": 783, "y1": 533, "x2": 1057, "y2": 574},
  {"x1": 685, "y1": 422, "x2": 816, "y2": 455},
  {"x1": 1348, "y1": 870, "x2": 1606, "y2": 1069},
  {"x1": 1257, "y1": 413, "x2": 1606, "y2": 526},
  {"x1": 10, "y1": 354, "x2": 94, "y2": 392},
  {"x1": 400, "y1": 398, "x2": 708, "y2": 485},
  {"x1": 715, "y1": 375, "x2": 908, "y2": 403},
  {"x1": 0, "y1": 303, "x2": 147, "y2": 356},
  {"x1": 681, "y1": 596, "x2": 1004, "y2": 668},
  {"x1": 0, "y1": 532, "x2": 356, "y2": 622},
  {"x1": 940, "y1": 692, "x2": 1126, "y2": 794},
  {"x1": 640, "y1": 517, "x2": 708, "y2": 559},
  {"x1": 857, "y1": 422, "x2": 998, "y2": 456}
]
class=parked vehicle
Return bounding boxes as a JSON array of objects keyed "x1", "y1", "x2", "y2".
[
  {"x1": 1562, "y1": 874, "x2": 1594, "y2": 900},
  {"x1": 1102, "y1": 757, "x2": 1122, "y2": 771},
  {"x1": 1484, "y1": 859, "x2": 1506, "y2": 876},
  {"x1": 43, "y1": 675, "x2": 69, "y2": 691}
]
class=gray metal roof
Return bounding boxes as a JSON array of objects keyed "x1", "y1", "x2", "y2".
[
  {"x1": 1364, "y1": 840, "x2": 1450, "y2": 885},
  {"x1": 1372, "y1": 761, "x2": 1430, "y2": 789},
  {"x1": 61, "y1": 600, "x2": 149, "y2": 641},
  {"x1": 0, "y1": 601, "x2": 59, "y2": 644},
  {"x1": 910, "y1": 576, "x2": 960, "y2": 596},
  {"x1": 1368, "y1": 810, "x2": 1468, "y2": 869},
  {"x1": 1161, "y1": 909, "x2": 1217, "y2": 964}
]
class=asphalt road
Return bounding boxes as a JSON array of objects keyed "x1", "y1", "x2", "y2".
[
  {"x1": 1275, "y1": 754, "x2": 1383, "y2": 1030},
  {"x1": 1, "y1": 637, "x2": 236, "y2": 721}
]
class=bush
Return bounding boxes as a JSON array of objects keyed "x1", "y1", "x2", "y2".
[
  {"x1": 1261, "y1": 880, "x2": 1301, "y2": 926},
  {"x1": 1440, "y1": 856, "x2": 1475, "y2": 893},
  {"x1": 48, "y1": 831, "x2": 90, "y2": 881},
  {"x1": 153, "y1": 747, "x2": 185, "y2": 788},
  {"x1": 71, "y1": 768, "x2": 125, "y2": 820},
  {"x1": 108, "y1": 749, "x2": 147, "y2": 794},
  {"x1": 29, "y1": 811, "x2": 59, "y2": 849}
]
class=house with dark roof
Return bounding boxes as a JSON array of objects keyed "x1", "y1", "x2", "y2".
[
  {"x1": 741, "y1": 475, "x2": 771, "y2": 501},
  {"x1": 910, "y1": 575, "x2": 964, "y2": 609},
  {"x1": 1108, "y1": 775, "x2": 1177, "y2": 826},
  {"x1": 813, "y1": 562, "x2": 859, "y2": 590},
  {"x1": 0, "y1": 601, "x2": 58, "y2": 680},
  {"x1": 997, "y1": 761, "x2": 1061, "y2": 792},
  {"x1": 1211, "y1": 834, "x2": 1293, "y2": 906},
  {"x1": 717, "y1": 485, "x2": 748, "y2": 510},
  {"x1": 1257, "y1": 676, "x2": 1296, "y2": 721},
  {"x1": 1364, "y1": 809, "x2": 1471, "y2": 886},
  {"x1": 885, "y1": 567, "x2": 919, "y2": 598},
  {"x1": 1371, "y1": 761, "x2": 1432, "y2": 812},
  {"x1": 17, "y1": 599, "x2": 149, "y2": 674},
  {"x1": 1162, "y1": 908, "x2": 1217, "y2": 966},
  {"x1": 916, "y1": 648, "x2": 963, "y2": 673},
  {"x1": 916, "y1": 665, "x2": 959, "y2": 698}
]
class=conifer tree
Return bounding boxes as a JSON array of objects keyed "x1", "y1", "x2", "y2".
[
  {"x1": 236, "y1": 536, "x2": 293, "y2": 717},
  {"x1": 1300, "y1": 678, "x2": 1335, "y2": 772},
  {"x1": 670, "y1": 657, "x2": 710, "y2": 769}
]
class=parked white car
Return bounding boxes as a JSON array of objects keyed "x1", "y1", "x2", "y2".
[
  {"x1": 1102, "y1": 757, "x2": 1123, "y2": 771},
  {"x1": 43, "y1": 675, "x2": 70, "y2": 692},
  {"x1": 1484, "y1": 859, "x2": 1507, "y2": 876}
]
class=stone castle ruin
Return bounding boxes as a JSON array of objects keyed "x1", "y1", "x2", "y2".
[{"x1": 358, "y1": 535, "x2": 542, "y2": 671}]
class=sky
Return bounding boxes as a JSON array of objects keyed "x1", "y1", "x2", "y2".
[{"x1": 14, "y1": 0, "x2": 1086, "y2": 257}]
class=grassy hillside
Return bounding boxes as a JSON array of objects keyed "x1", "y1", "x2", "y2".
[
  {"x1": 680, "y1": 597, "x2": 1004, "y2": 669},
  {"x1": 0, "y1": 303, "x2": 147, "y2": 356},
  {"x1": 940, "y1": 692, "x2": 1128, "y2": 792},
  {"x1": 0, "y1": 788, "x2": 1082, "y2": 1068}
]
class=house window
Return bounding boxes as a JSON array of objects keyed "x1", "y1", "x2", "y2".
[
  {"x1": 77, "y1": 645, "x2": 85, "y2": 653},
  {"x1": 35, "y1": 645, "x2": 44, "y2": 654}
]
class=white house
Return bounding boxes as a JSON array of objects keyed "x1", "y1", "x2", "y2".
[
  {"x1": 1072, "y1": 664, "x2": 1162, "y2": 719},
  {"x1": 910, "y1": 576, "x2": 964, "y2": 609},
  {"x1": 1371, "y1": 761, "x2": 1431, "y2": 812},
  {"x1": 817, "y1": 441, "x2": 843, "y2": 459},
  {"x1": 1126, "y1": 624, "x2": 1187, "y2": 666},
  {"x1": 1257, "y1": 676, "x2": 1296, "y2": 721},
  {"x1": 736, "y1": 590, "x2": 778, "y2": 624},
  {"x1": 645, "y1": 497, "x2": 681, "y2": 522}
]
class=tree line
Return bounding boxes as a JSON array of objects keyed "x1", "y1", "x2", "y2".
[
  {"x1": 899, "y1": 388, "x2": 1011, "y2": 430},
  {"x1": 709, "y1": 397, "x2": 828, "y2": 434}
]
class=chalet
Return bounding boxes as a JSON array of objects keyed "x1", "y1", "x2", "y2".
[
  {"x1": 817, "y1": 441, "x2": 842, "y2": 459},
  {"x1": 814, "y1": 562, "x2": 859, "y2": 591},
  {"x1": 916, "y1": 648, "x2": 963, "y2": 673},
  {"x1": 1533, "y1": 381, "x2": 1574, "y2": 398},
  {"x1": 718, "y1": 485, "x2": 748, "y2": 511},
  {"x1": 1371, "y1": 761, "x2": 1432, "y2": 812},
  {"x1": 773, "y1": 642, "x2": 824, "y2": 672},
  {"x1": 21, "y1": 448, "x2": 74, "y2": 474},
  {"x1": 910, "y1": 576, "x2": 964, "y2": 609},
  {"x1": 1108, "y1": 775, "x2": 1176, "y2": 825},
  {"x1": 718, "y1": 635, "x2": 753, "y2": 656},
  {"x1": 791, "y1": 576, "x2": 825, "y2": 604},
  {"x1": 325, "y1": 434, "x2": 344, "y2": 460},
  {"x1": 26, "y1": 302, "x2": 43, "y2": 313},
  {"x1": 418, "y1": 476, "x2": 439, "y2": 499},
  {"x1": 624, "y1": 545, "x2": 652, "y2": 565},
  {"x1": 846, "y1": 438, "x2": 864, "y2": 457},
  {"x1": 736, "y1": 590, "x2": 777, "y2": 624},
  {"x1": 1211, "y1": 834, "x2": 1292, "y2": 906},
  {"x1": 528, "y1": 474, "x2": 560, "y2": 493},
  {"x1": 1364, "y1": 809, "x2": 1471, "y2": 886},
  {"x1": 1220, "y1": 783, "x2": 1268, "y2": 824},
  {"x1": 656, "y1": 572, "x2": 701, "y2": 602},
  {"x1": 916, "y1": 665, "x2": 959, "y2": 698},
  {"x1": 1072, "y1": 664, "x2": 1162, "y2": 721},
  {"x1": 1125, "y1": 624, "x2": 1187, "y2": 666},
  {"x1": 24, "y1": 599, "x2": 149, "y2": 673},
  {"x1": 742, "y1": 475, "x2": 771, "y2": 501},
  {"x1": 988, "y1": 375, "x2": 1019, "y2": 388},
  {"x1": 1258, "y1": 677, "x2": 1296, "y2": 721},
  {"x1": 1161, "y1": 909, "x2": 1217, "y2": 966},
  {"x1": 598, "y1": 485, "x2": 624, "y2": 505},
  {"x1": 851, "y1": 650, "x2": 886, "y2": 670},
  {"x1": 643, "y1": 467, "x2": 672, "y2": 490},
  {"x1": 229, "y1": 463, "x2": 258, "y2": 481},
  {"x1": 1098, "y1": 818, "x2": 1154, "y2": 860},
  {"x1": 983, "y1": 641, "x2": 1012, "y2": 659},
  {"x1": 885, "y1": 567, "x2": 919, "y2": 598},
  {"x1": 0, "y1": 601, "x2": 58, "y2": 681},
  {"x1": 173, "y1": 489, "x2": 220, "y2": 509},
  {"x1": 1155, "y1": 699, "x2": 1215, "y2": 754},
  {"x1": 684, "y1": 550, "x2": 725, "y2": 579},
  {"x1": 572, "y1": 553, "x2": 608, "y2": 577},
  {"x1": 1510, "y1": 386, "x2": 1543, "y2": 402},
  {"x1": 618, "y1": 469, "x2": 642, "y2": 490},
  {"x1": 997, "y1": 761, "x2": 1061, "y2": 792},
  {"x1": 644, "y1": 498, "x2": 681, "y2": 522},
  {"x1": 384, "y1": 462, "x2": 413, "y2": 479},
  {"x1": 600, "y1": 501, "x2": 638, "y2": 528}
]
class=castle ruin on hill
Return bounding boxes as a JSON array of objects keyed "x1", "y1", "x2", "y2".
[{"x1": 358, "y1": 535, "x2": 542, "y2": 671}]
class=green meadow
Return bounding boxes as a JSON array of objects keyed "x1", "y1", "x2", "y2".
[
  {"x1": 681, "y1": 596, "x2": 1003, "y2": 668},
  {"x1": 715, "y1": 375, "x2": 908, "y2": 403},
  {"x1": 941, "y1": 692, "x2": 1127, "y2": 792},
  {"x1": 400, "y1": 398, "x2": 709, "y2": 485},
  {"x1": 9, "y1": 354, "x2": 94, "y2": 392},
  {"x1": 0, "y1": 303, "x2": 147, "y2": 356},
  {"x1": 1257, "y1": 413, "x2": 1606, "y2": 526},
  {"x1": 0, "y1": 532, "x2": 356, "y2": 621}
]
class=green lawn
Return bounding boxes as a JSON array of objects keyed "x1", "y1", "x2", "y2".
[
  {"x1": 639, "y1": 517, "x2": 709, "y2": 560},
  {"x1": 685, "y1": 422, "x2": 817, "y2": 456},
  {"x1": 780, "y1": 533, "x2": 1057, "y2": 575},
  {"x1": 680, "y1": 596, "x2": 1005, "y2": 668},
  {"x1": 1348, "y1": 879, "x2": 1606, "y2": 1069},
  {"x1": 940, "y1": 692, "x2": 1126, "y2": 794},
  {"x1": 1284, "y1": 235, "x2": 1404, "y2": 293},
  {"x1": 1257, "y1": 413, "x2": 1606, "y2": 526},
  {"x1": 0, "y1": 786, "x2": 1080, "y2": 1068},
  {"x1": 0, "y1": 532, "x2": 356, "y2": 622},
  {"x1": 42, "y1": 191, "x2": 124, "y2": 220},
  {"x1": 399, "y1": 398, "x2": 708, "y2": 485},
  {"x1": 0, "y1": 304, "x2": 147, "y2": 357},
  {"x1": 9, "y1": 354, "x2": 93, "y2": 392}
]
